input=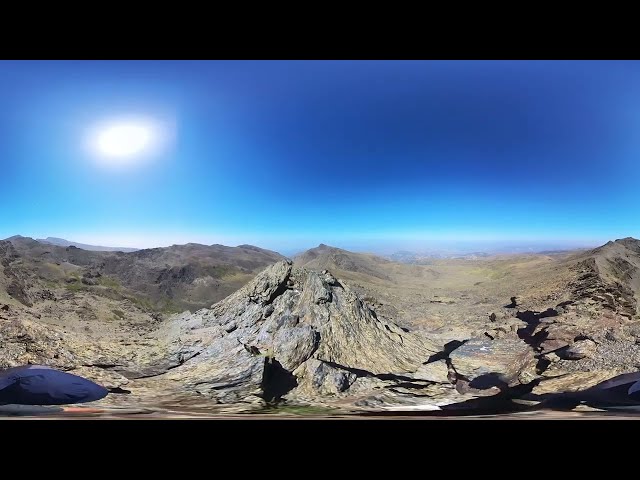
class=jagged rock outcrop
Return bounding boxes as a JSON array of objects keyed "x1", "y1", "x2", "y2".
[{"x1": 143, "y1": 260, "x2": 442, "y2": 406}]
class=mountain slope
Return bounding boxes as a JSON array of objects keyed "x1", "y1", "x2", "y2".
[
  {"x1": 0, "y1": 236, "x2": 286, "y2": 313},
  {"x1": 37, "y1": 237, "x2": 139, "y2": 252},
  {"x1": 583, "y1": 237, "x2": 640, "y2": 317},
  {"x1": 295, "y1": 244, "x2": 393, "y2": 281}
]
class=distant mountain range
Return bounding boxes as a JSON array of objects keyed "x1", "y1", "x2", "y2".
[
  {"x1": 386, "y1": 250, "x2": 493, "y2": 263},
  {"x1": 36, "y1": 237, "x2": 139, "y2": 253},
  {"x1": 384, "y1": 247, "x2": 592, "y2": 263},
  {"x1": 31, "y1": 237, "x2": 590, "y2": 261},
  {"x1": 2, "y1": 235, "x2": 286, "y2": 312}
]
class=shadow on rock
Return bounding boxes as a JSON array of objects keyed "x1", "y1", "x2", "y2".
[
  {"x1": 516, "y1": 308, "x2": 558, "y2": 346},
  {"x1": 261, "y1": 359, "x2": 298, "y2": 403},
  {"x1": 504, "y1": 297, "x2": 518, "y2": 308},
  {"x1": 468, "y1": 372, "x2": 510, "y2": 390},
  {"x1": 426, "y1": 340, "x2": 467, "y2": 364}
]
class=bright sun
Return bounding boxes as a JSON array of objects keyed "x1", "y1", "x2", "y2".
[
  {"x1": 96, "y1": 123, "x2": 152, "y2": 158},
  {"x1": 87, "y1": 116, "x2": 172, "y2": 167}
]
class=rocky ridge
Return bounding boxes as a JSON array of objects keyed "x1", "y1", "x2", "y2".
[{"x1": 0, "y1": 236, "x2": 285, "y2": 313}]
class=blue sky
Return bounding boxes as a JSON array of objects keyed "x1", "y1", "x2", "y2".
[{"x1": 0, "y1": 60, "x2": 639, "y2": 254}]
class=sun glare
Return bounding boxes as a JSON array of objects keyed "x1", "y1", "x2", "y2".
[
  {"x1": 97, "y1": 124, "x2": 151, "y2": 158},
  {"x1": 87, "y1": 116, "x2": 173, "y2": 167}
]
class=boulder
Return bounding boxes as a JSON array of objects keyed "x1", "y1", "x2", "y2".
[
  {"x1": 412, "y1": 360, "x2": 450, "y2": 383},
  {"x1": 294, "y1": 359, "x2": 357, "y2": 395},
  {"x1": 449, "y1": 337, "x2": 536, "y2": 388},
  {"x1": 530, "y1": 369, "x2": 622, "y2": 395},
  {"x1": 272, "y1": 324, "x2": 319, "y2": 371},
  {"x1": 557, "y1": 339, "x2": 598, "y2": 360}
]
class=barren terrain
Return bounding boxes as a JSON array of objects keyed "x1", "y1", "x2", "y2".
[{"x1": 2, "y1": 236, "x2": 640, "y2": 417}]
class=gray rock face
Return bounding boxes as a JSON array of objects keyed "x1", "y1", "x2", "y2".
[
  {"x1": 242, "y1": 260, "x2": 293, "y2": 306},
  {"x1": 412, "y1": 360, "x2": 451, "y2": 383},
  {"x1": 150, "y1": 260, "x2": 440, "y2": 404},
  {"x1": 71, "y1": 366, "x2": 130, "y2": 390},
  {"x1": 449, "y1": 337, "x2": 536, "y2": 388},
  {"x1": 163, "y1": 336, "x2": 266, "y2": 404},
  {"x1": 294, "y1": 359, "x2": 358, "y2": 395},
  {"x1": 272, "y1": 324, "x2": 318, "y2": 371}
]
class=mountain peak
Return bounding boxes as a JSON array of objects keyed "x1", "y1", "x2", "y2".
[
  {"x1": 594, "y1": 237, "x2": 640, "y2": 254},
  {"x1": 314, "y1": 243, "x2": 343, "y2": 252},
  {"x1": 295, "y1": 244, "x2": 391, "y2": 281},
  {"x1": 160, "y1": 259, "x2": 439, "y2": 404},
  {"x1": 615, "y1": 237, "x2": 640, "y2": 244}
]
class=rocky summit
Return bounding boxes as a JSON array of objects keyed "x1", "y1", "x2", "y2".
[{"x1": 123, "y1": 260, "x2": 446, "y2": 410}]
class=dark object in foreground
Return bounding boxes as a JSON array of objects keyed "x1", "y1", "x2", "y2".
[
  {"x1": 0, "y1": 405, "x2": 65, "y2": 416},
  {"x1": 0, "y1": 365, "x2": 109, "y2": 405}
]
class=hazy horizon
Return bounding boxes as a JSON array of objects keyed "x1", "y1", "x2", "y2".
[
  {"x1": 2, "y1": 60, "x2": 639, "y2": 252},
  {"x1": 5, "y1": 231, "x2": 609, "y2": 258}
]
